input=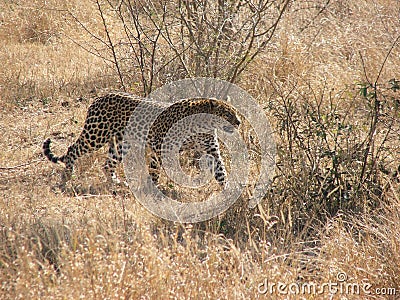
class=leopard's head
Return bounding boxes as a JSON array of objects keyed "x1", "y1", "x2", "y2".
[{"x1": 187, "y1": 98, "x2": 241, "y2": 133}]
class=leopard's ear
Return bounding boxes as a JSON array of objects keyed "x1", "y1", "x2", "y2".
[{"x1": 226, "y1": 96, "x2": 232, "y2": 103}]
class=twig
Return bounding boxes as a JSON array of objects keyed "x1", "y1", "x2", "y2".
[
  {"x1": 96, "y1": 0, "x2": 125, "y2": 90},
  {"x1": 358, "y1": 52, "x2": 371, "y2": 85},
  {"x1": 0, "y1": 159, "x2": 42, "y2": 171},
  {"x1": 375, "y1": 33, "x2": 400, "y2": 85}
]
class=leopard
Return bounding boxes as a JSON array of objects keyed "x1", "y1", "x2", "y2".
[{"x1": 43, "y1": 92, "x2": 241, "y2": 187}]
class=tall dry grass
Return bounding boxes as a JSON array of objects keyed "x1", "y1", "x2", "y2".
[{"x1": 1, "y1": 0, "x2": 399, "y2": 299}]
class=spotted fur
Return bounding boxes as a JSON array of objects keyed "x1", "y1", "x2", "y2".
[{"x1": 43, "y1": 92, "x2": 240, "y2": 186}]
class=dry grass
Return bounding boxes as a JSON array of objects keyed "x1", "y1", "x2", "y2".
[{"x1": 1, "y1": 0, "x2": 400, "y2": 299}]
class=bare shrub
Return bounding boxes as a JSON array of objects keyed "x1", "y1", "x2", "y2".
[
  {"x1": 68, "y1": 0, "x2": 290, "y2": 95},
  {"x1": 261, "y1": 52, "x2": 400, "y2": 241}
]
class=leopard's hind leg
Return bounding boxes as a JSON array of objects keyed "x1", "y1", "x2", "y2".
[
  {"x1": 44, "y1": 128, "x2": 109, "y2": 185},
  {"x1": 104, "y1": 135, "x2": 124, "y2": 184}
]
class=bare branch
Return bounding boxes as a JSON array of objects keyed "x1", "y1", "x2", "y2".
[
  {"x1": 375, "y1": 33, "x2": 400, "y2": 85},
  {"x1": 95, "y1": 0, "x2": 125, "y2": 90}
]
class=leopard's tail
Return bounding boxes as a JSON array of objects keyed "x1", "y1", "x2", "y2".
[{"x1": 43, "y1": 139, "x2": 64, "y2": 164}]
